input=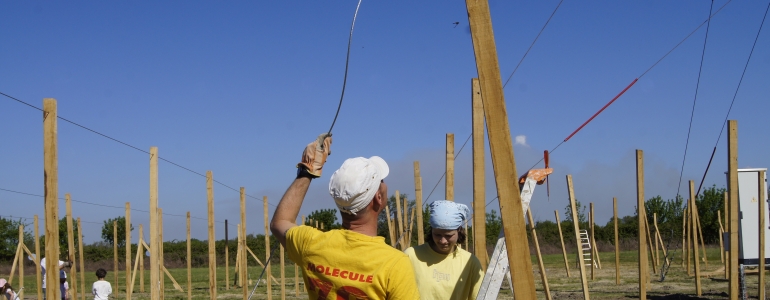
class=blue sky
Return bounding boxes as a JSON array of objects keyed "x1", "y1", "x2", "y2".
[{"x1": 1, "y1": 1, "x2": 768, "y2": 244}]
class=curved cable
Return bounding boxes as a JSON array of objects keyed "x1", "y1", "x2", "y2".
[{"x1": 328, "y1": 0, "x2": 363, "y2": 135}]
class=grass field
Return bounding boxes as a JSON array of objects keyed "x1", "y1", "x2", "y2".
[{"x1": 4, "y1": 246, "x2": 762, "y2": 299}]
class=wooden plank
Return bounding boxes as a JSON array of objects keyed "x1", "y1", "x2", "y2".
[
  {"x1": 614, "y1": 198, "x2": 620, "y2": 285},
  {"x1": 528, "y1": 208, "x2": 552, "y2": 300},
  {"x1": 590, "y1": 203, "x2": 602, "y2": 269},
  {"x1": 187, "y1": 212, "x2": 192, "y2": 300},
  {"x1": 139, "y1": 224, "x2": 144, "y2": 293},
  {"x1": 206, "y1": 171, "x2": 217, "y2": 300},
  {"x1": 692, "y1": 198, "x2": 708, "y2": 265},
  {"x1": 385, "y1": 204, "x2": 396, "y2": 247},
  {"x1": 728, "y1": 120, "x2": 738, "y2": 299},
  {"x1": 636, "y1": 150, "x2": 647, "y2": 300},
  {"x1": 465, "y1": 1, "x2": 537, "y2": 297},
  {"x1": 643, "y1": 209, "x2": 656, "y2": 276},
  {"x1": 264, "y1": 196, "x2": 272, "y2": 300},
  {"x1": 43, "y1": 98, "x2": 61, "y2": 300},
  {"x1": 654, "y1": 213, "x2": 660, "y2": 268},
  {"x1": 653, "y1": 215, "x2": 669, "y2": 266},
  {"x1": 471, "y1": 77, "x2": 486, "y2": 267},
  {"x1": 17, "y1": 226, "x2": 24, "y2": 297},
  {"x1": 114, "y1": 220, "x2": 119, "y2": 299},
  {"x1": 159, "y1": 208, "x2": 165, "y2": 299},
  {"x1": 686, "y1": 201, "x2": 692, "y2": 274},
  {"x1": 690, "y1": 181, "x2": 702, "y2": 295},
  {"x1": 757, "y1": 171, "x2": 767, "y2": 299},
  {"x1": 9, "y1": 239, "x2": 19, "y2": 285},
  {"x1": 682, "y1": 202, "x2": 688, "y2": 267},
  {"x1": 724, "y1": 191, "x2": 730, "y2": 280},
  {"x1": 414, "y1": 162, "x2": 424, "y2": 245},
  {"x1": 77, "y1": 218, "x2": 85, "y2": 300},
  {"x1": 554, "y1": 210, "x2": 571, "y2": 277},
  {"x1": 65, "y1": 194, "x2": 78, "y2": 300},
  {"x1": 567, "y1": 175, "x2": 590, "y2": 299},
  {"x1": 241, "y1": 187, "x2": 248, "y2": 300},
  {"x1": 162, "y1": 265, "x2": 184, "y2": 292},
  {"x1": 718, "y1": 210, "x2": 725, "y2": 264},
  {"x1": 395, "y1": 191, "x2": 404, "y2": 249},
  {"x1": 34, "y1": 215, "x2": 42, "y2": 300},
  {"x1": 149, "y1": 147, "x2": 160, "y2": 300},
  {"x1": 130, "y1": 236, "x2": 142, "y2": 293},
  {"x1": 125, "y1": 202, "x2": 132, "y2": 299},
  {"x1": 446, "y1": 133, "x2": 455, "y2": 201}
]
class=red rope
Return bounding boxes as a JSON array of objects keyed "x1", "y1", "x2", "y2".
[{"x1": 564, "y1": 78, "x2": 639, "y2": 142}]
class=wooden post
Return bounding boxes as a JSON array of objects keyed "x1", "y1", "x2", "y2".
[
  {"x1": 446, "y1": 133, "x2": 454, "y2": 201},
  {"x1": 43, "y1": 98, "x2": 61, "y2": 300},
  {"x1": 728, "y1": 120, "x2": 738, "y2": 299},
  {"x1": 77, "y1": 218, "x2": 85, "y2": 300},
  {"x1": 395, "y1": 191, "x2": 404, "y2": 249},
  {"x1": 414, "y1": 162, "x2": 424, "y2": 245},
  {"x1": 682, "y1": 203, "x2": 688, "y2": 267},
  {"x1": 385, "y1": 204, "x2": 396, "y2": 247},
  {"x1": 125, "y1": 202, "x2": 132, "y2": 300},
  {"x1": 614, "y1": 198, "x2": 620, "y2": 285},
  {"x1": 465, "y1": 1, "x2": 537, "y2": 296},
  {"x1": 692, "y1": 199, "x2": 708, "y2": 265},
  {"x1": 554, "y1": 210, "x2": 570, "y2": 277},
  {"x1": 159, "y1": 208, "x2": 165, "y2": 299},
  {"x1": 139, "y1": 224, "x2": 144, "y2": 293},
  {"x1": 187, "y1": 212, "x2": 192, "y2": 300},
  {"x1": 206, "y1": 171, "x2": 217, "y2": 299},
  {"x1": 35, "y1": 215, "x2": 42, "y2": 300},
  {"x1": 114, "y1": 220, "x2": 119, "y2": 299},
  {"x1": 471, "y1": 77, "x2": 487, "y2": 267},
  {"x1": 724, "y1": 191, "x2": 730, "y2": 280},
  {"x1": 718, "y1": 210, "x2": 725, "y2": 264},
  {"x1": 240, "y1": 187, "x2": 248, "y2": 299},
  {"x1": 653, "y1": 215, "x2": 669, "y2": 266},
  {"x1": 636, "y1": 150, "x2": 647, "y2": 300},
  {"x1": 690, "y1": 180, "x2": 702, "y2": 295},
  {"x1": 18, "y1": 225, "x2": 24, "y2": 299},
  {"x1": 280, "y1": 244, "x2": 286, "y2": 300},
  {"x1": 686, "y1": 202, "x2": 692, "y2": 275},
  {"x1": 65, "y1": 194, "x2": 78, "y2": 300},
  {"x1": 590, "y1": 203, "x2": 602, "y2": 269},
  {"x1": 567, "y1": 175, "x2": 590, "y2": 299},
  {"x1": 757, "y1": 171, "x2": 767, "y2": 299},
  {"x1": 528, "y1": 208, "x2": 552, "y2": 300},
  {"x1": 264, "y1": 196, "x2": 272, "y2": 300},
  {"x1": 653, "y1": 213, "x2": 659, "y2": 268},
  {"x1": 643, "y1": 211, "x2": 656, "y2": 276},
  {"x1": 226, "y1": 219, "x2": 229, "y2": 290},
  {"x1": 149, "y1": 147, "x2": 160, "y2": 300}
]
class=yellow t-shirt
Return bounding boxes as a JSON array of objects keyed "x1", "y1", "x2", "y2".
[
  {"x1": 286, "y1": 225, "x2": 420, "y2": 299},
  {"x1": 404, "y1": 243, "x2": 484, "y2": 300}
]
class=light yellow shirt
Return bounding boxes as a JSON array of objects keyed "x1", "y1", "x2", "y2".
[
  {"x1": 404, "y1": 243, "x2": 484, "y2": 300},
  {"x1": 286, "y1": 225, "x2": 420, "y2": 299}
]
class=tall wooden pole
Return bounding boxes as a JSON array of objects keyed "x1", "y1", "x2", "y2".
[
  {"x1": 207, "y1": 171, "x2": 217, "y2": 300},
  {"x1": 240, "y1": 187, "x2": 248, "y2": 299},
  {"x1": 35, "y1": 215, "x2": 42, "y2": 300},
  {"x1": 636, "y1": 150, "x2": 647, "y2": 300},
  {"x1": 465, "y1": 1, "x2": 537, "y2": 296},
  {"x1": 757, "y1": 171, "x2": 767, "y2": 299},
  {"x1": 528, "y1": 209, "x2": 552, "y2": 300},
  {"x1": 567, "y1": 175, "x2": 590, "y2": 299},
  {"x1": 114, "y1": 220, "x2": 119, "y2": 298},
  {"x1": 139, "y1": 224, "x2": 144, "y2": 293},
  {"x1": 77, "y1": 218, "x2": 85, "y2": 300},
  {"x1": 614, "y1": 198, "x2": 620, "y2": 285},
  {"x1": 414, "y1": 162, "x2": 424, "y2": 245},
  {"x1": 187, "y1": 212, "x2": 192, "y2": 300},
  {"x1": 472, "y1": 77, "x2": 487, "y2": 267},
  {"x1": 125, "y1": 202, "x2": 132, "y2": 300},
  {"x1": 43, "y1": 98, "x2": 61, "y2": 300},
  {"x1": 727, "y1": 120, "x2": 739, "y2": 299},
  {"x1": 264, "y1": 196, "x2": 272, "y2": 300},
  {"x1": 554, "y1": 210, "x2": 570, "y2": 277},
  {"x1": 66, "y1": 194, "x2": 78, "y2": 300},
  {"x1": 149, "y1": 147, "x2": 160, "y2": 300},
  {"x1": 690, "y1": 180, "x2": 702, "y2": 295},
  {"x1": 446, "y1": 133, "x2": 454, "y2": 201}
]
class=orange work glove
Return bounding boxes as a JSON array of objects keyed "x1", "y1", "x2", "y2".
[{"x1": 297, "y1": 133, "x2": 332, "y2": 178}]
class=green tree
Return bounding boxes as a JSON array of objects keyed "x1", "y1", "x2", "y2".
[
  {"x1": 306, "y1": 208, "x2": 340, "y2": 230},
  {"x1": 58, "y1": 217, "x2": 81, "y2": 257},
  {"x1": 485, "y1": 209, "x2": 502, "y2": 246},
  {"x1": 564, "y1": 199, "x2": 587, "y2": 226},
  {"x1": 0, "y1": 216, "x2": 32, "y2": 261},
  {"x1": 101, "y1": 216, "x2": 133, "y2": 248}
]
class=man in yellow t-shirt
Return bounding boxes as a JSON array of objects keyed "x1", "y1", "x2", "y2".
[
  {"x1": 271, "y1": 134, "x2": 420, "y2": 300},
  {"x1": 405, "y1": 200, "x2": 484, "y2": 300}
]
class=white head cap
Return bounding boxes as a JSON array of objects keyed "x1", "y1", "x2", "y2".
[{"x1": 329, "y1": 156, "x2": 389, "y2": 215}]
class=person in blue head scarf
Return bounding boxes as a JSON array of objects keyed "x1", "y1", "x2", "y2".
[{"x1": 404, "y1": 200, "x2": 484, "y2": 299}]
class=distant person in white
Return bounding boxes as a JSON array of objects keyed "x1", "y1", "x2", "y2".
[
  {"x1": 92, "y1": 268, "x2": 112, "y2": 300},
  {"x1": 40, "y1": 256, "x2": 71, "y2": 299}
]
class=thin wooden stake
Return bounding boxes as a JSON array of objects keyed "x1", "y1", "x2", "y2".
[
  {"x1": 385, "y1": 204, "x2": 396, "y2": 247},
  {"x1": 567, "y1": 176, "x2": 590, "y2": 299},
  {"x1": 264, "y1": 196, "x2": 272, "y2": 300},
  {"x1": 692, "y1": 198, "x2": 708, "y2": 265},
  {"x1": 187, "y1": 212, "x2": 192, "y2": 300},
  {"x1": 643, "y1": 210, "x2": 656, "y2": 277},
  {"x1": 395, "y1": 191, "x2": 404, "y2": 249},
  {"x1": 757, "y1": 171, "x2": 767, "y2": 299},
  {"x1": 446, "y1": 133, "x2": 454, "y2": 201},
  {"x1": 724, "y1": 191, "x2": 730, "y2": 280},
  {"x1": 528, "y1": 208, "x2": 552, "y2": 300},
  {"x1": 686, "y1": 202, "x2": 692, "y2": 275},
  {"x1": 35, "y1": 215, "x2": 42, "y2": 300},
  {"x1": 205, "y1": 171, "x2": 217, "y2": 299},
  {"x1": 130, "y1": 234, "x2": 142, "y2": 292},
  {"x1": 241, "y1": 187, "x2": 248, "y2": 300},
  {"x1": 160, "y1": 208, "x2": 165, "y2": 298},
  {"x1": 114, "y1": 221, "x2": 119, "y2": 298},
  {"x1": 636, "y1": 150, "x2": 647, "y2": 300},
  {"x1": 125, "y1": 202, "x2": 131, "y2": 300},
  {"x1": 554, "y1": 210, "x2": 570, "y2": 277},
  {"x1": 139, "y1": 224, "x2": 144, "y2": 293},
  {"x1": 66, "y1": 194, "x2": 78, "y2": 300},
  {"x1": 280, "y1": 243, "x2": 286, "y2": 300},
  {"x1": 414, "y1": 162, "x2": 424, "y2": 245},
  {"x1": 590, "y1": 203, "x2": 602, "y2": 269},
  {"x1": 718, "y1": 210, "x2": 725, "y2": 264},
  {"x1": 471, "y1": 77, "x2": 486, "y2": 266},
  {"x1": 43, "y1": 98, "x2": 61, "y2": 300},
  {"x1": 18, "y1": 225, "x2": 24, "y2": 299},
  {"x1": 77, "y1": 218, "x2": 85, "y2": 300},
  {"x1": 682, "y1": 203, "x2": 688, "y2": 267},
  {"x1": 149, "y1": 147, "x2": 160, "y2": 300},
  {"x1": 589, "y1": 207, "x2": 594, "y2": 280},
  {"x1": 690, "y1": 181, "x2": 702, "y2": 295},
  {"x1": 653, "y1": 215, "x2": 669, "y2": 266},
  {"x1": 654, "y1": 213, "x2": 660, "y2": 268},
  {"x1": 614, "y1": 198, "x2": 620, "y2": 285},
  {"x1": 728, "y1": 120, "x2": 738, "y2": 299}
]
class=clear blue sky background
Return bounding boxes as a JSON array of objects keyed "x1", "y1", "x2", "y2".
[{"x1": 1, "y1": 1, "x2": 768, "y2": 244}]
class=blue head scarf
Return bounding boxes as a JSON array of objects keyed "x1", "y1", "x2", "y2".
[{"x1": 429, "y1": 200, "x2": 470, "y2": 230}]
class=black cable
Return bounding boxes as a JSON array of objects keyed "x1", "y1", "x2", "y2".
[
  {"x1": 0, "y1": 92, "x2": 277, "y2": 208},
  {"x1": 695, "y1": 0, "x2": 769, "y2": 195},
  {"x1": 675, "y1": 0, "x2": 714, "y2": 203},
  {"x1": 502, "y1": 0, "x2": 565, "y2": 89},
  {"x1": 327, "y1": 0, "x2": 363, "y2": 135}
]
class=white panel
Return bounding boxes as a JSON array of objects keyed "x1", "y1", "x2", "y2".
[{"x1": 736, "y1": 168, "x2": 769, "y2": 264}]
